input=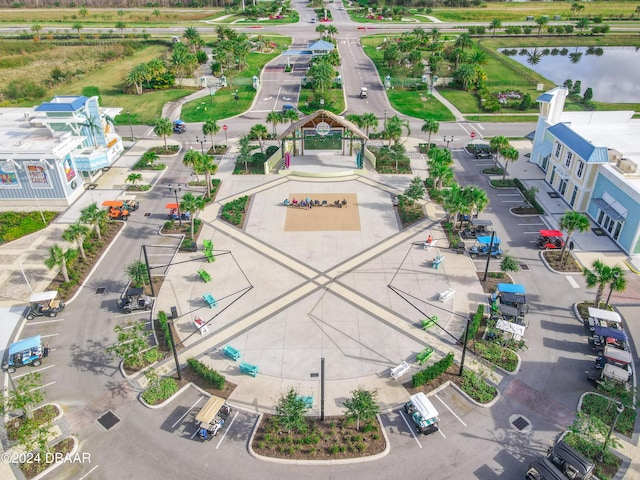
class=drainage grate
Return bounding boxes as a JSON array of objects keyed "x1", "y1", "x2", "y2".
[
  {"x1": 512, "y1": 416, "x2": 530, "y2": 431},
  {"x1": 310, "y1": 373, "x2": 319, "y2": 378},
  {"x1": 144, "y1": 212, "x2": 151, "y2": 217},
  {"x1": 592, "y1": 227, "x2": 607, "y2": 236},
  {"x1": 519, "y1": 264, "x2": 530, "y2": 271},
  {"x1": 547, "y1": 192, "x2": 560, "y2": 198},
  {"x1": 97, "y1": 411, "x2": 121, "y2": 430},
  {"x1": 95, "y1": 287, "x2": 105, "y2": 295}
]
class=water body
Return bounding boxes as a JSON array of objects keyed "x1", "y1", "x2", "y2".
[{"x1": 500, "y1": 46, "x2": 640, "y2": 103}]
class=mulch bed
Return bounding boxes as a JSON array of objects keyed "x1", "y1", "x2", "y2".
[
  {"x1": 404, "y1": 366, "x2": 463, "y2": 395},
  {"x1": 179, "y1": 367, "x2": 237, "y2": 400},
  {"x1": 21, "y1": 437, "x2": 74, "y2": 479},
  {"x1": 542, "y1": 250, "x2": 583, "y2": 272},
  {"x1": 477, "y1": 272, "x2": 510, "y2": 294},
  {"x1": 6, "y1": 404, "x2": 61, "y2": 441}
]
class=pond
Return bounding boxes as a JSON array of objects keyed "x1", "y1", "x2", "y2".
[{"x1": 500, "y1": 46, "x2": 640, "y2": 103}]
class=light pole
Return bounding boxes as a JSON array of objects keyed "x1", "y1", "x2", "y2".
[
  {"x1": 598, "y1": 400, "x2": 624, "y2": 462},
  {"x1": 444, "y1": 135, "x2": 454, "y2": 149},
  {"x1": 195, "y1": 136, "x2": 207, "y2": 155},
  {"x1": 605, "y1": 272, "x2": 621, "y2": 308},
  {"x1": 459, "y1": 317, "x2": 470, "y2": 376},
  {"x1": 168, "y1": 184, "x2": 182, "y2": 227},
  {"x1": 126, "y1": 110, "x2": 134, "y2": 141}
]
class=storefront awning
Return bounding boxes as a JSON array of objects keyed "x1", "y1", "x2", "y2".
[{"x1": 592, "y1": 198, "x2": 627, "y2": 222}]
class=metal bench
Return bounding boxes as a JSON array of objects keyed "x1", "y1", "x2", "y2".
[
  {"x1": 421, "y1": 316, "x2": 438, "y2": 330},
  {"x1": 239, "y1": 361, "x2": 258, "y2": 377},
  {"x1": 198, "y1": 269, "x2": 212, "y2": 282},
  {"x1": 222, "y1": 344, "x2": 241, "y2": 361},
  {"x1": 439, "y1": 288, "x2": 455, "y2": 302},
  {"x1": 296, "y1": 395, "x2": 313, "y2": 408},
  {"x1": 202, "y1": 293, "x2": 217, "y2": 308},
  {"x1": 390, "y1": 361, "x2": 410, "y2": 380},
  {"x1": 423, "y1": 239, "x2": 437, "y2": 250},
  {"x1": 431, "y1": 256, "x2": 444, "y2": 269},
  {"x1": 416, "y1": 347, "x2": 434, "y2": 366}
]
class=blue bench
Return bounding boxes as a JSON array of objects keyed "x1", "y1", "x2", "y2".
[
  {"x1": 296, "y1": 395, "x2": 313, "y2": 408},
  {"x1": 431, "y1": 256, "x2": 444, "y2": 269},
  {"x1": 202, "y1": 293, "x2": 217, "y2": 308},
  {"x1": 239, "y1": 361, "x2": 259, "y2": 377},
  {"x1": 222, "y1": 344, "x2": 241, "y2": 361}
]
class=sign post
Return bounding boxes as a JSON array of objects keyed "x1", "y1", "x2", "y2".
[
  {"x1": 223, "y1": 124, "x2": 228, "y2": 144},
  {"x1": 470, "y1": 131, "x2": 476, "y2": 140}
]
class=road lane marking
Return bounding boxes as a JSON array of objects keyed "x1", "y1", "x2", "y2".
[
  {"x1": 215, "y1": 411, "x2": 239, "y2": 449},
  {"x1": 172, "y1": 396, "x2": 204, "y2": 429},
  {"x1": 519, "y1": 223, "x2": 544, "y2": 226},
  {"x1": 434, "y1": 394, "x2": 467, "y2": 427},
  {"x1": 399, "y1": 411, "x2": 422, "y2": 448},
  {"x1": 566, "y1": 276, "x2": 580, "y2": 288},
  {"x1": 497, "y1": 194, "x2": 520, "y2": 196}
]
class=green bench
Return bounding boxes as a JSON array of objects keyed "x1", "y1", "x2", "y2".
[
  {"x1": 203, "y1": 240, "x2": 215, "y2": 263},
  {"x1": 240, "y1": 361, "x2": 259, "y2": 377},
  {"x1": 416, "y1": 347, "x2": 434, "y2": 366},
  {"x1": 202, "y1": 293, "x2": 217, "y2": 308},
  {"x1": 198, "y1": 269, "x2": 211, "y2": 283},
  {"x1": 296, "y1": 395, "x2": 313, "y2": 408},
  {"x1": 222, "y1": 344, "x2": 241, "y2": 361},
  {"x1": 422, "y1": 316, "x2": 438, "y2": 331}
]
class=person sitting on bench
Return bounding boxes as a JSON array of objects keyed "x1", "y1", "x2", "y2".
[
  {"x1": 292, "y1": 198, "x2": 298, "y2": 206},
  {"x1": 321, "y1": 200, "x2": 328, "y2": 207},
  {"x1": 341, "y1": 199, "x2": 347, "y2": 208},
  {"x1": 283, "y1": 198, "x2": 290, "y2": 207},
  {"x1": 300, "y1": 200, "x2": 307, "y2": 208},
  {"x1": 426, "y1": 235, "x2": 433, "y2": 245},
  {"x1": 314, "y1": 200, "x2": 320, "y2": 206}
]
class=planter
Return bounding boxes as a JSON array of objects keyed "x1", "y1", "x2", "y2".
[{"x1": 23, "y1": 436, "x2": 78, "y2": 480}]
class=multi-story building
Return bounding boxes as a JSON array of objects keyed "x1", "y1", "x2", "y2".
[
  {"x1": 0, "y1": 95, "x2": 123, "y2": 208},
  {"x1": 530, "y1": 86, "x2": 640, "y2": 257}
]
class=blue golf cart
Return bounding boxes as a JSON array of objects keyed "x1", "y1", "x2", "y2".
[{"x1": 2, "y1": 335, "x2": 48, "y2": 373}]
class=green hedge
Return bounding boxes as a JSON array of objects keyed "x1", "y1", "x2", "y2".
[
  {"x1": 513, "y1": 178, "x2": 545, "y2": 214},
  {"x1": 187, "y1": 357, "x2": 226, "y2": 390},
  {"x1": 141, "y1": 377, "x2": 178, "y2": 405},
  {"x1": 221, "y1": 195, "x2": 249, "y2": 226},
  {"x1": 467, "y1": 304, "x2": 484, "y2": 342},
  {"x1": 412, "y1": 352, "x2": 454, "y2": 388},
  {"x1": 157, "y1": 310, "x2": 172, "y2": 351}
]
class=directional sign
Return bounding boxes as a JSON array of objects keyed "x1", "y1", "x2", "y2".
[{"x1": 470, "y1": 132, "x2": 476, "y2": 139}]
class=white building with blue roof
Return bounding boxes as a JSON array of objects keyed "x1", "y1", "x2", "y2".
[
  {"x1": 530, "y1": 86, "x2": 640, "y2": 257},
  {"x1": 0, "y1": 95, "x2": 123, "y2": 208}
]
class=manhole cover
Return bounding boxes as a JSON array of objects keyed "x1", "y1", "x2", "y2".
[
  {"x1": 512, "y1": 416, "x2": 530, "y2": 431},
  {"x1": 519, "y1": 264, "x2": 530, "y2": 271},
  {"x1": 97, "y1": 411, "x2": 121, "y2": 430},
  {"x1": 95, "y1": 287, "x2": 105, "y2": 294},
  {"x1": 144, "y1": 212, "x2": 151, "y2": 217},
  {"x1": 547, "y1": 192, "x2": 560, "y2": 198}
]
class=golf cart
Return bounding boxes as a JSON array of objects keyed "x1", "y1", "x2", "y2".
[
  {"x1": 195, "y1": 395, "x2": 232, "y2": 441},
  {"x1": 359, "y1": 87, "x2": 368, "y2": 98},
  {"x1": 26, "y1": 291, "x2": 65, "y2": 320},
  {"x1": 2, "y1": 335, "x2": 49, "y2": 373},
  {"x1": 490, "y1": 283, "x2": 528, "y2": 323},
  {"x1": 404, "y1": 392, "x2": 439, "y2": 436},
  {"x1": 584, "y1": 307, "x2": 622, "y2": 333},
  {"x1": 119, "y1": 196, "x2": 139, "y2": 212},
  {"x1": 102, "y1": 200, "x2": 130, "y2": 221},
  {"x1": 595, "y1": 345, "x2": 632, "y2": 379},
  {"x1": 460, "y1": 219, "x2": 493, "y2": 239},
  {"x1": 165, "y1": 203, "x2": 191, "y2": 221},
  {"x1": 173, "y1": 119, "x2": 186, "y2": 133},
  {"x1": 468, "y1": 235, "x2": 503, "y2": 259},
  {"x1": 116, "y1": 287, "x2": 153, "y2": 313},
  {"x1": 536, "y1": 230, "x2": 565, "y2": 250},
  {"x1": 474, "y1": 144, "x2": 492, "y2": 159}
]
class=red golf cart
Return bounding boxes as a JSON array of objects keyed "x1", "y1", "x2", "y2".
[{"x1": 536, "y1": 230, "x2": 564, "y2": 250}]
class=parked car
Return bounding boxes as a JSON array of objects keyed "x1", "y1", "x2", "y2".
[
  {"x1": 2, "y1": 335, "x2": 49, "y2": 373},
  {"x1": 526, "y1": 456, "x2": 567, "y2": 480},
  {"x1": 468, "y1": 235, "x2": 503, "y2": 259},
  {"x1": 26, "y1": 291, "x2": 65, "y2": 320},
  {"x1": 116, "y1": 287, "x2": 153, "y2": 314},
  {"x1": 282, "y1": 104, "x2": 295, "y2": 114}
]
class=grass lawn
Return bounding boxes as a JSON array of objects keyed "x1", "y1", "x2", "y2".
[
  {"x1": 388, "y1": 89, "x2": 454, "y2": 121},
  {"x1": 465, "y1": 114, "x2": 539, "y2": 123},
  {"x1": 298, "y1": 88, "x2": 345, "y2": 115}
]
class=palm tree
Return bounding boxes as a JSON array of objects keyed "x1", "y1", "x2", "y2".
[
  {"x1": 238, "y1": 135, "x2": 252, "y2": 172},
  {"x1": 535, "y1": 16, "x2": 549, "y2": 37},
  {"x1": 429, "y1": 157, "x2": 454, "y2": 190},
  {"x1": 559, "y1": 210, "x2": 590, "y2": 264},
  {"x1": 421, "y1": 119, "x2": 439, "y2": 148},
  {"x1": 203, "y1": 119, "x2": 220, "y2": 153},
  {"x1": 490, "y1": 18, "x2": 502, "y2": 38},
  {"x1": 500, "y1": 254, "x2": 521, "y2": 275},
  {"x1": 583, "y1": 260, "x2": 627, "y2": 307},
  {"x1": 576, "y1": 17, "x2": 590, "y2": 34},
  {"x1": 462, "y1": 185, "x2": 489, "y2": 219},
  {"x1": 250, "y1": 124, "x2": 269, "y2": 154},
  {"x1": 125, "y1": 260, "x2": 150, "y2": 288},
  {"x1": 266, "y1": 111, "x2": 283, "y2": 136},
  {"x1": 153, "y1": 117, "x2": 173, "y2": 150},
  {"x1": 183, "y1": 149, "x2": 201, "y2": 181},
  {"x1": 454, "y1": 32, "x2": 473, "y2": 50},
  {"x1": 31, "y1": 24, "x2": 42, "y2": 41},
  {"x1": 384, "y1": 115, "x2": 410, "y2": 146},
  {"x1": 183, "y1": 26, "x2": 201, "y2": 52},
  {"x1": 284, "y1": 108, "x2": 299, "y2": 124},
  {"x1": 499, "y1": 146, "x2": 520, "y2": 181},
  {"x1": 442, "y1": 184, "x2": 464, "y2": 226},
  {"x1": 72, "y1": 22, "x2": 83, "y2": 38},
  {"x1": 180, "y1": 192, "x2": 207, "y2": 240},
  {"x1": 80, "y1": 203, "x2": 108, "y2": 240},
  {"x1": 489, "y1": 135, "x2": 509, "y2": 168},
  {"x1": 45, "y1": 244, "x2": 78, "y2": 283},
  {"x1": 115, "y1": 21, "x2": 126, "y2": 38},
  {"x1": 453, "y1": 64, "x2": 478, "y2": 91},
  {"x1": 63, "y1": 222, "x2": 90, "y2": 261},
  {"x1": 360, "y1": 112, "x2": 378, "y2": 137},
  {"x1": 194, "y1": 153, "x2": 218, "y2": 198},
  {"x1": 326, "y1": 25, "x2": 338, "y2": 38},
  {"x1": 126, "y1": 64, "x2": 148, "y2": 95},
  {"x1": 315, "y1": 24, "x2": 328, "y2": 38},
  {"x1": 309, "y1": 61, "x2": 335, "y2": 95},
  {"x1": 126, "y1": 173, "x2": 143, "y2": 190}
]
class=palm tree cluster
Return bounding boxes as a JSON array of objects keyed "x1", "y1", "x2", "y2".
[
  {"x1": 448, "y1": 33, "x2": 488, "y2": 91},
  {"x1": 489, "y1": 135, "x2": 520, "y2": 181},
  {"x1": 183, "y1": 149, "x2": 218, "y2": 198},
  {"x1": 583, "y1": 260, "x2": 627, "y2": 308},
  {"x1": 211, "y1": 26, "x2": 253, "y2": 75}
]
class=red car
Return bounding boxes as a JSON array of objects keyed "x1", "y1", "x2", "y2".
[{"x1": 536, "y1": 229, "x2": 565, "y2": 249}]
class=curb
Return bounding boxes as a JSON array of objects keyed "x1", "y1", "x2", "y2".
[
  {"x1": 538, "y1": 249, "x2": 582, "y2": 275},
  {"x1": 448, "y1": 379, "x2": 502, "y2": 408},
  {"x1": 31, "y1": 435, "x2": 78, "y2": 480},
  {"x1": 139, "y1": 380, "x2": 192, "y2": 409}
]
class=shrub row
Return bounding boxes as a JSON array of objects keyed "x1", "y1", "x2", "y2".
[
  {"x1": 221, "y1": 195, "x2": 249, "y2": 226},
  {"x1": 187, "y1": 357, "x2": 226, "y2": 390},
  {"x1": 412, "y1": 352, "x2": 454, "y2": 388},
  {"x1": 141, "y1": 377, "x2": 178, "y2": 405},
  {"x1": 467, "y1": 304, "x2": 484, "y2": 342},
  {"x1": 513, "y1": 178, "x2": 545, "y2": 214},
  {"x1": 157, "y1": 310, "x2": 172, "y2": 351}
]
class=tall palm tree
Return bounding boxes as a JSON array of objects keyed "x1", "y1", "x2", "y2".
[
  {"x1": 429, "y1": 157, "x2": 454, "y2": 190},
  {"x1": 45, "y1": 244, "x2": 78, "y2": 283},
  {"x1": 250, "y1": 124, "x2": 269, "y2": 154},
  {"x1": 80, "y1": 203, "x2": 108, "y2": 240},
  {"x1": 559, "y1": 211, "x2": 590, "y2": 264},
  {"x1": 462, "y1": 185, "x2": 489, "y2": 221},
  {"x1": 499, "y1": 146, "x2": 520, "y2": 181},
  {"x1": 183, "y1": 26, "x2": 202, "y2": 53},
  {"x1": 284, "y1": 108, "x2": 299, "y2": 125},
  {"x1": 266, "y1": 111, "x2": 283, "y2": 136},
  {"x1": 535, "y1": 16, "x2": 549, "y2": 37},
  {"x1": 153, "y1": 117, "x2": 173, "y2": 150},
  {"x1": 384, "y1": 115, "x2": 410, "y2": 146},
  {"x1": 31, "y1": 24, "x2": 42, "y2": 41},
  {"x1": 583, "y1": 260, "x2": 627, "y2": 307},
  {"x1": 63, "y1": 222, "x2": 90, "y2": 261},
  {"x1": 360, "y1": 112, "x2": 378, "y2": 137},
  {"x1": 454, "y1": 32, "x2": 473, "y2": 50},
  {"x1": 180, "y1": 192, "x2": 207, "y2": 240},
  {"x1": 489, "y1": 135, "x2": 510, "y2": 168},
  {"x1": 421, "y1": 119, "x2": 439, "y2": 149},
  {"x1": 442, "y1": 184, "x2": 464, "y2": 226},
  {"x1": 183, "y1": 149, "x2": 201, "y2": 181},
  {"x1": 203, "y1": 119, "x2": 220, "y2": 152},
  {"x1": 72, "y1": 22, "x2": 83, "y2": 38},
  {"x1": 126, "y1": 173, "x2": 143, "y2": 190},
  {"x1": 126, "y1": 64, "x2": 148, "y2": 95},
  {"x1": 490, "y1": 18, "x2": 502, "y2": 38},
  {"x1": 115, "y1": 21, "x2": 126, "y2": 38},
  {"x1": 194, "y1": 153, "x2": 218, "y2": 198},
  {"x1": 345, "y1": 114, "x2": 361, "y2": 155}
]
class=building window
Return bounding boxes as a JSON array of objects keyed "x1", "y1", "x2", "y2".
[
  {"x1": 565, "y1": 151, "x2": 573, "y2": 168},
  {"x1": 577, "y1": 160, "x2": 584, "y2": 179},
  {"x1": 570, "y1": 185, "x2": 578, "y2": 207},
  {"x1": 596, "y1": 209, "x2": 624, "y2": 241},
  {"x1": 559, "y1": 178, "x2": 567, "y2": 196},
  {"x1": 554, "y1": 143, "x2": 562, "y2": 158},
  {"x1": 542, "y1": 155, "x2": 550, "y2": 172},
  {"x1": 549, "y1": 166, "x2": 556, "y2": 186}
]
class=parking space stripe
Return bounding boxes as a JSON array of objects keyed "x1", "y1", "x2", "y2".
[
  {"x1": 215, "y1": 411, "x2": 239, "y2": 449},
  {"x1": 78, "y1": 465, "x2": 100, "y2": 479},
  {"x1": 501, "y1": 201, "x2": 524, "y2": 203},
  {"x1": 497, "y1": 194, "x2": 520, "y2": 196},
  {"x1": 13, "y1": 364, "x2": 55, "y2": 379},
  {"x1": 438, "y1": 427, "x2": 446, "y2": 439},
  {"x1": 399, "y1": 411, "x2": 422, "y2": 448},
  {"x1": 40, "y1": 333, "x2": 59, "y2": 338},
  {"x1": 566, "y1": 276, "x2": 580, "y2": 288},
  {"x1": 519, "y1": 223, "x2": 544, "y2": 226},
  {"x1": 434, "y1": 394, "x2": 467, "y2": 427},
  {"x1": 30, "y1": 381, "x2": 56, "y2": 392},
  {"x1": 26, "y1": 319, "x2": 65, "y2": 325},
  {"x1": 172, "y1": 396, "x2": 204, "y2": 429}
]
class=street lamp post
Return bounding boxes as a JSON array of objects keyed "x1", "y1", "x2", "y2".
[
  {"x1": 444, "y1": 135, "x2": 454, "y2": 149},
  {"x1": 126, "y1": 110, "x2": 134, "y2": 141},
  {"x1": 195, "y1": 136, "x2": 207, "y2": 155},
  {"x1": 168, "y1": 184, "x2": 182, "y2": 227},
  {"x1": 605, "y1": 272, "x2": 621, "y2": 308},
  {"x1": 459, "y1": 316, "x2": 470, "y2": 376},
  {"x1": 598, "y1": 400, "x2": 624, "y2": 462}
]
